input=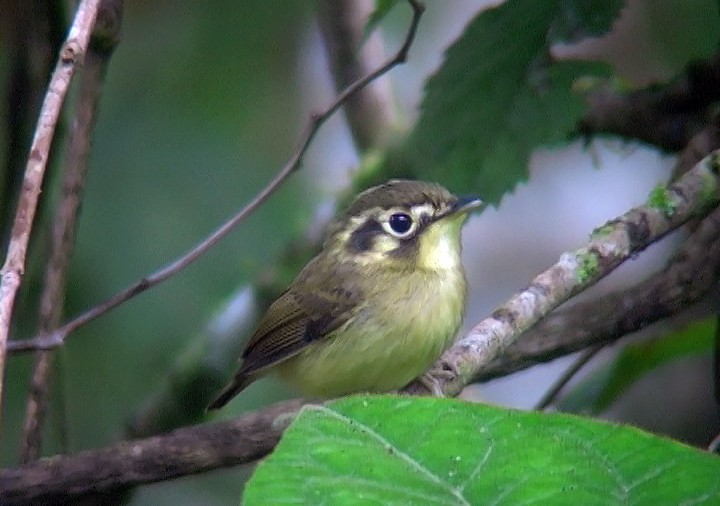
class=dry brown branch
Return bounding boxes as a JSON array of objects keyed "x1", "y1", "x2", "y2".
[
  {"x1": 19, "y1": 0, "x2": 124, "y2": 464},
  {"x1": 1, "y1": 399, "x2": 304, "y2": 506},
  {"x1": 6, "y1": 0, "x2": 425, "y2": 356},
  {"x1": 0, "y1": 0, "x2": 101, "y2": 425},
  {"x1": 578, "y1": 54, "x2": 720, "y2": 151}
]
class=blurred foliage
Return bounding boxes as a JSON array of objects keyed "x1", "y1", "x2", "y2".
[
  {"x1": 558, "y1": 318, "x2": 717, "y2": 415},
  {"x1": 247, "y1": 395, "x2": 720, "y2": 504}
]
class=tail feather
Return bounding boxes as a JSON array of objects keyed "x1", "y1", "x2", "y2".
[{"x1": 206, "y1": 374, "x2": 253, "y2": 411}]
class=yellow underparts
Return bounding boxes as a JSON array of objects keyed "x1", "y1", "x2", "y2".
[{"x1": 275, "y1": 216, "x2": 468, "y2": 397}]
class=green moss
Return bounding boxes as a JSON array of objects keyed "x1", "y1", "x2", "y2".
[
  {"x1": 576, "y1": 251, "x2": 599, "y2": 284},
  {"x1": 647, "y1": 185, "x2": 676, "y2": 218},
  {"x1": 590, "y1": 223, "x2": 614, "y2": 240}
]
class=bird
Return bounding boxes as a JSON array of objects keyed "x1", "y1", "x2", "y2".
[{"x1": 207, "y1": 179, "x2": 482, "y2": 410}]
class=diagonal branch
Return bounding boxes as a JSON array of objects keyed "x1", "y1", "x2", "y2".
[
  {"x1": 6, "y1": 0, "x2": 425, "y2": 356},
  {"x1": 405, "y1": 150, "x2": 720, "y2": 396},
  {"x1": 477, "y1": 203, "x2": 720, "y2": 381},
  {"x1": 0, "y1": 0, "x2": 102, "y2": 425}
]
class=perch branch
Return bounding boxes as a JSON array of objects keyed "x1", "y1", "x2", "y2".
[
  {"x1": 404, "y1": 150, "x2": 720, "y2": 396},
  {"x1": 477, "y1": 121, "x2": 720, "y2": 381},
  {"x1": 478, "y1": 203, "x2": 720, "y2": 381}
]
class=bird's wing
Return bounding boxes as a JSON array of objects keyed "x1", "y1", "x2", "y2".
[
  {"x1": 239, "y1": 263, "x2": 362, "y2": 376},
  {"x1": 207, "y1": 259, "x2": 362, "y2": 410}
]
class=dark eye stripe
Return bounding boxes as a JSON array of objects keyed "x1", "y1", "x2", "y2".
[{"x1": 348, "y1": 219, "x2": 383, "y2": 252}]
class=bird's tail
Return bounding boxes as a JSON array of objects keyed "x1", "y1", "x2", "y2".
[{"x1": 206, "y1": 374, "x2": 253, "y2": 411}]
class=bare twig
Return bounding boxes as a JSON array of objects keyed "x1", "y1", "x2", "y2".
[
  {"x1": 0, "y1": 0, "x2": 101, "y2": 424},
  {"x1": 19, "y1": 0, "x2": 124, "y2": 464},
  {"x1": 7, "y1": 0, "x2": 424, "y2": 355},
  {"x1": 1, "y1": 399, "x2": 304, "y2": 506},
  {"x1": 534, "y1": 345, "x2": 603, "y2": 411},
  {"x1": 405, "y1": 151, "x2": 720, "y2": 396},
  {"x1": 317, "y1": 0, "x2": 398, "y2": 149}
]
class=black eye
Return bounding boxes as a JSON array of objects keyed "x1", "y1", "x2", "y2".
[{"x1": 388, "y1": 213, "x2": 413, "y2": 235}]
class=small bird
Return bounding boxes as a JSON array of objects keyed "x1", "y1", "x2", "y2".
[{"x1": 207, "y1": 180, "x2": 482, "y2": 409}]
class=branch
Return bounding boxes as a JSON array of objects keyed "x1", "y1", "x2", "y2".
[
  {"x1": 476, "y1": 123, "x2": 720, "y2": 382},
  {"x1": 1, "y1": 400, "x2": 304, "y2": 506},
  {"x1": 19, "y1": 0, "x2": 124, "y2": 463},
  {"x1": 6, "y1": 0, "x2": 425, "y2": 355},
  {"x1": 317, "y1": 0, "x2": 399, "y2": 150},
  {"x1": 578, "y1": 53, "x2": 720, "y2": 151},
  {"x1": 404, "y1": 150, "x2": 720, "y2": 396},
  {"x1": 477, "y1": 203, "x2": 720, "y2": 381},
  {"x1": 0, "y1": 0, "x2": 101, "y2": 423}
]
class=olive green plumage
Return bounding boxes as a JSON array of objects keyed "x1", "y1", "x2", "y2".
[{"x1": 207, "y1": 180, "x2": 482, "y2": 409}]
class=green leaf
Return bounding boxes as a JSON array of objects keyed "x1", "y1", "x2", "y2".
[
  {"x1": 245, "y1": 395, "x2": 720, "y2": 505},
  {"x1": 407, "y1": 0, "x2": 610, "y2": 204},
  {"x1": 549, "y1": 0, "x2": 625, "y2": 42},
  {"x1": 559, "y1": 318, "x2": 717, "y2": 414},
  {"x1": 361, "y1": 0, "x2": 402, "y2": 46}
]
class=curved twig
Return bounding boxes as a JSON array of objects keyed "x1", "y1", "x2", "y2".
[{"x1": 7, "y1": 0, "x2": 425, "y2": 355}]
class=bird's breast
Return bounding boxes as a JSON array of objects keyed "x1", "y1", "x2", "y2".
[{"x1": 276, "y1": 266, "x2": 467, "y2": 397}]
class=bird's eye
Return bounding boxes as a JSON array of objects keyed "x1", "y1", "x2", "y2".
[{"x1": 388, "y1": 213, "x2": 413, "y2": 236}]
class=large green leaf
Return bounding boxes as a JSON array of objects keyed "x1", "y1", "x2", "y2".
[
  {"x1": 407, "y1": 0, "x2": 610, "y2": 204},
  {"x1": 245, "y1": 395, "x2": 720, "y2": 504},
  {"x1": 558, "y1": 318, "x2": 716, "y2": 414}
]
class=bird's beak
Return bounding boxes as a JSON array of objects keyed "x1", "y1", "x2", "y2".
[{"x1": 450, "y1": 195, "x2": 484, "y2": 215}]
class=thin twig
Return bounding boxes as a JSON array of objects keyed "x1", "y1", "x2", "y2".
[
  {"x1": 534, "y1": 345, "x2": 604, "y2": 411},
  {"x1": 0, "y1": 0, "x2": 101, "y2": 425},
  {"x1": 7, "y1": 0, "x2": 425, "y2": 355},
  {"x1": 19, "y1": 0, "x2": 124, "y2": 463}
]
